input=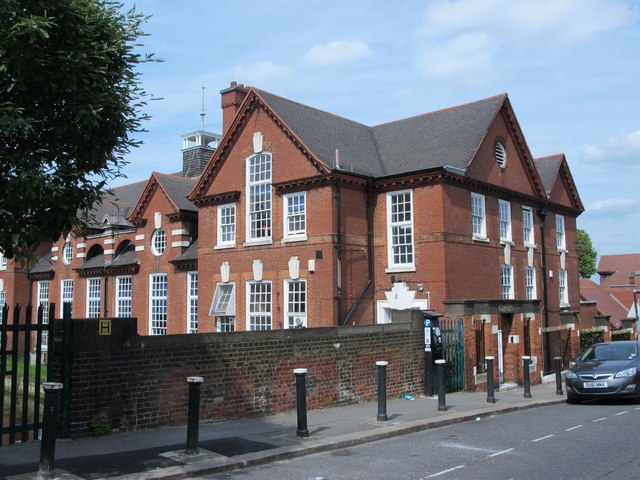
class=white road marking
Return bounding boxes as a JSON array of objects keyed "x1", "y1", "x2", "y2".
[
  {"x1": 426, "y1": 465, "x2": 465, "y2": 477},
  {"x1": 438, "y1": 442, "x2": 495, "y2": 453},
  {"x1": 487, "y1": 448, "x2": 514, "y2": 458},
  {"x1": 593, "y1": 417, "x2": 607, "y2": 422},
  {"x1": 532, "y1": 434, "x2": 554, "y2": 442},
  {"x1": 565, "y1": 425, "x2": 583, "y2": 431},
  {"x1": 615, "y1": 411, "x2": 629, "y2": 416}
]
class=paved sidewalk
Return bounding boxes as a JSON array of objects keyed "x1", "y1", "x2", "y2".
[{"x1": 2, "y1": 381, "x2": 566, "y2": 480}]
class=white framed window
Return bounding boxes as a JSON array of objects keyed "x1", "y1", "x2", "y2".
[
  {"x1": 386, "y1": 189, "x2": 414, "y2": 270},
  {"x1": 0, "y1": 289, "x2": 5, "y2": 324},
  {"x1": 285, "y1": 279, "x2": 307, "y2": 328},
  {"x1": 283, "y1": 192, "x2": 307, "y2": 241},
  {"x1": 149, "y1": 274, "x2": 168, "y2": 335},
  {"x1": 115, "y1": 276, "x2": 132, "y2": 318},
  {"x1": 559, "y1": 269, "x2": 568, "y2": 306},
  {"x1": 187, "y1": 272, "x2": 198, "y2": 333},
  {"x1": 151, "y1": 229, "x2": 167, "y2": 256},
  {"x1": 471, "y1": 193, "x2": 487, "y2": 239},
  {"x1": 210, "y1": 282, "x2": 236, "y2": 332},
  {"x1": 86, "y1": 277, "x2": 101, "y2": 318},
  {"x1": 246, "y1": 152, "x2": 272, "y2": 243},
  {"x1": 0, "y1": 251, "x2": 7, "y2": 270},
  {"x1": 525, "y1": 267, "x2": 537, "y2": 300},
  {"x1": 556, "y1": 214, "x2": 566, "y2": 250},
  {"x1": 62, "y1": 242, "x2": 74, "y2": 265},
  {"x1": 60, "y1": 279, "x2": 74, "y2": 316},
  {"x1": 216, "y1": 203, "x2": 236, "y2": 248},
  {"x1": 38, "y1": 281, "x2": 50, "y2": 348},
  {"x1": 498, "y1": 200, "x2": 512, "y2": 242},
  {"x1": 522, "y1": 207, "x2": 534, "y2": 246},
  {"x1": 501, "y1": 265, "x2": 514, "y2": 299},
  {"x1": 247, "y1": 281, "x2": 272, "y2": 330}
]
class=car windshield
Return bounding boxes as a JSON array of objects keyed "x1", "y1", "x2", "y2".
[{"x1": 580, "y1": 343, "x2": 638, "y2": 362}]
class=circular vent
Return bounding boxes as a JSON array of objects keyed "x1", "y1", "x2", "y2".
[{"x1": 495, "y1": 141, "x2": 507, "y2": 168}]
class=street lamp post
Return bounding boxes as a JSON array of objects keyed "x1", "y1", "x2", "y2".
[{"x1": 633, "y1": 289, "x2": 640, "y2": 330}]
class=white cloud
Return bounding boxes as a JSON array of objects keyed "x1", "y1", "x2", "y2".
[
  {"x1": 233, "y1": 61, "x2": 294, "y2": 84},
  {"x1": 414, "y1": 0, "x2": 634, "y2": 84},
  {"x1": 581, "y1": 129, "x2": 640, "y2": 162},
  {"x1": 587, "y1": 198, "x2": 638, "y2": 213},
  {"x1": 302, "y1": 40, "x2": 372, "y2": 65}
]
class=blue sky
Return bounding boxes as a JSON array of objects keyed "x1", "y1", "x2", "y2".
[{"x1": 118, "y1": 0, "x2": 639, "y2": 258}]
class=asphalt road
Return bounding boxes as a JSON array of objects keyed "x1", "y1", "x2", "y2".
[{"x1": 198, "y1": 400, "x2": 640, "y2": 480}]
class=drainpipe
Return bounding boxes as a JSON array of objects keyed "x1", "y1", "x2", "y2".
[
  {"x1": 343, "y1": 179, "x2": 374, "y2": 325},
  {"x1": 538, "y1": 208, "x2": 551, "y2": 373},
  {"x1": 335, "y1": 179, "x2": 343, "y2": 325}
]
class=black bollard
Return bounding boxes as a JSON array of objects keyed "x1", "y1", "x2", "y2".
[
  {"x1": 486, "y1": 356, "x2": 496, "y2": 403},
  {"x1": 522, "y1": 356, "x2": 532, "y2": 399},
  {"x1": 554, "y1": 356, "x2": 563, "y2": 395},
  {"x1": 185, "y1": 376, "x2": 204, "y2": 455},
  {"x1": 294, "y1": 368, "x2": 309, "y2": 437},
  {"x1": 38, "y1": 382, "x2": 63, "y2": 480},
  {"x1": 436, "y1": 359, "x2": 447, "y2": 411},
  {"x1": 376, "y1": 361, "x2": 389, "y2": 422}
]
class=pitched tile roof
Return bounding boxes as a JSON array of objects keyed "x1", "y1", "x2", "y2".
[
  {"x1": 580, "y1": 278, "x2": 628, "y2": 327},
  {"x1": 533, "y1": 154, "x2": 563, "y2": 192},
  {"x1": 597, "y1": 254, "x2": 640, "y2": 285},
  {"x1": 155, "y1": 174, "x2": 198, "y2": 212},
  {"x1": 257, "y1": 89, "x2": 507, "y2": 178}
]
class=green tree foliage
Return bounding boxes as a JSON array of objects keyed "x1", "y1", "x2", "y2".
[
  {"x1": 576, "y1": 229, "x2": 597, "y2": 278},
  {"x1": 0, "y1": 0, "x2": 158, "y2": 261}
]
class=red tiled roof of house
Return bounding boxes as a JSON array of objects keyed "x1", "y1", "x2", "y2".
[
  {"x1": 597, "y1": 254, "x2": 640, "y2": 286},
  {"x1": 580, "y1": 278, "x2": 628, "y2": 328}
]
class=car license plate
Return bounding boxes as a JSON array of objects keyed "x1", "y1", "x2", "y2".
[{"x1": 583, "y1": 381, "x2": 607, "y2": 388}]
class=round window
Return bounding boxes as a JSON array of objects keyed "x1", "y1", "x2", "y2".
[
  {"x1": 62, "y1": 242, "x2": 74, "y2": 265},
  {"x1": 495, "y1": 140, "x2": 507, "y2": 168},
  {"x1": 151, "y1": 229, "x2": 167, "y2": 256}
]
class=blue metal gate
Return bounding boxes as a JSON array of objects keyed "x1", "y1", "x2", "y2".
[{"x1": 441, "y1": 317, "x2": 465, "y2": 392}]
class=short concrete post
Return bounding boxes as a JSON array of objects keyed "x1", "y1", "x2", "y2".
[
  {"x1": 436, "y1": 359, "x2": 447, "y2": 411},
  {"x1": 486, "y1": 356, "x2": 496, "y2": 403},
  {"x1": 38, "y1": 382, "x2": 64, "y2": 480},
  {"x1": 294, "y1": 368, "x2": 309, "y2": 437},
  {"x1": 554, "y1": 356, "x2": 563, "y2": 395},
  {"x1": 185, "y1": 376, "x2": 204, "y2": 455},
  {"x1": 522, "y1": 356, "x2": 532, "y2": 399},
  {"x1": 376, "y1": 361, "x2": 389, "y2": 422}
]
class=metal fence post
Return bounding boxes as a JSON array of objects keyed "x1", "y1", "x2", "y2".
[
  {"x1": 554, "y1": 356, "x2": 563, "y2": 395},
  {"x1": 376, "y1": 361, "x2": 388, "y2": 422},
  {"x1": 522, "y1": 356, "x2": 532, "y2": 399},
  {"x1": 436, "y1": 359, "x2": 447, "y2": 411},
  {"x1": 294, "y1": 368, "x2": 309, "y2": 437},
  {"x1": 38, "y1": 382, "x2": 63, "y2": 480},
  {"x1": 486, "y1": 356, "x2": 496, "y2": 403},
  {"x1": 185, "y1": 376, "x2": 204, "y2": 455}
]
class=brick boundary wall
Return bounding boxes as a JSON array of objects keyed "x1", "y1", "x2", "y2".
[{"x1": 52, "y1": 317, "x2": 425, "y2": 437}]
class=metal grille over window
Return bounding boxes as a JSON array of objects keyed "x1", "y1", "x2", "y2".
[
  {"x1": 248, "y1": 153, "x2": 272, "y2": 241},
  {"x1": 150, "y1": 274, "x2": 167, "y2": 335},
  {"x1": 249, "y1": 281, "x2": 272, "y2": 330}
]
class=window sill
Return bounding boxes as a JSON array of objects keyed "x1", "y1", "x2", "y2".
[
  {"x1": 243, "y1": 239, "x2": 273, "y2": 247},
  {"x1": 500, "y1": 240, "x2": 515, "y2": 247},
  {"x1": 472, "y1": 235, "x2": 490, "y2": 243},
  {"x1": 281, "y1": 235, "x2": 308, "y2": 244},
  {"x1": 557, "y1": 248, "x2": 568, "y2": 254},
  {"x1": 385, "y1": 265, "x2": 416, "y2": 274},
  {"x1": 524, "y1": 243, "x2": 537, "y2": 249},
  {"x1": 215, "y1": 244, "x2": 236, "y2": 250}
]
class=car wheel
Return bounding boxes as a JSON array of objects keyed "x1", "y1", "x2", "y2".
[{"x1": 566, "y1": 396, "x2": 581, "y2": 405}]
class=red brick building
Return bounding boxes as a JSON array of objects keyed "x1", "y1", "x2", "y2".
[{"x1": 0, "y1": 83, "x2": 584, "y2": 390}]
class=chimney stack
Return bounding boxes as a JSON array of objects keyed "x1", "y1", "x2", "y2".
[{"x1": 220, "y1": 81, "x2": 248, "y2": 135}]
